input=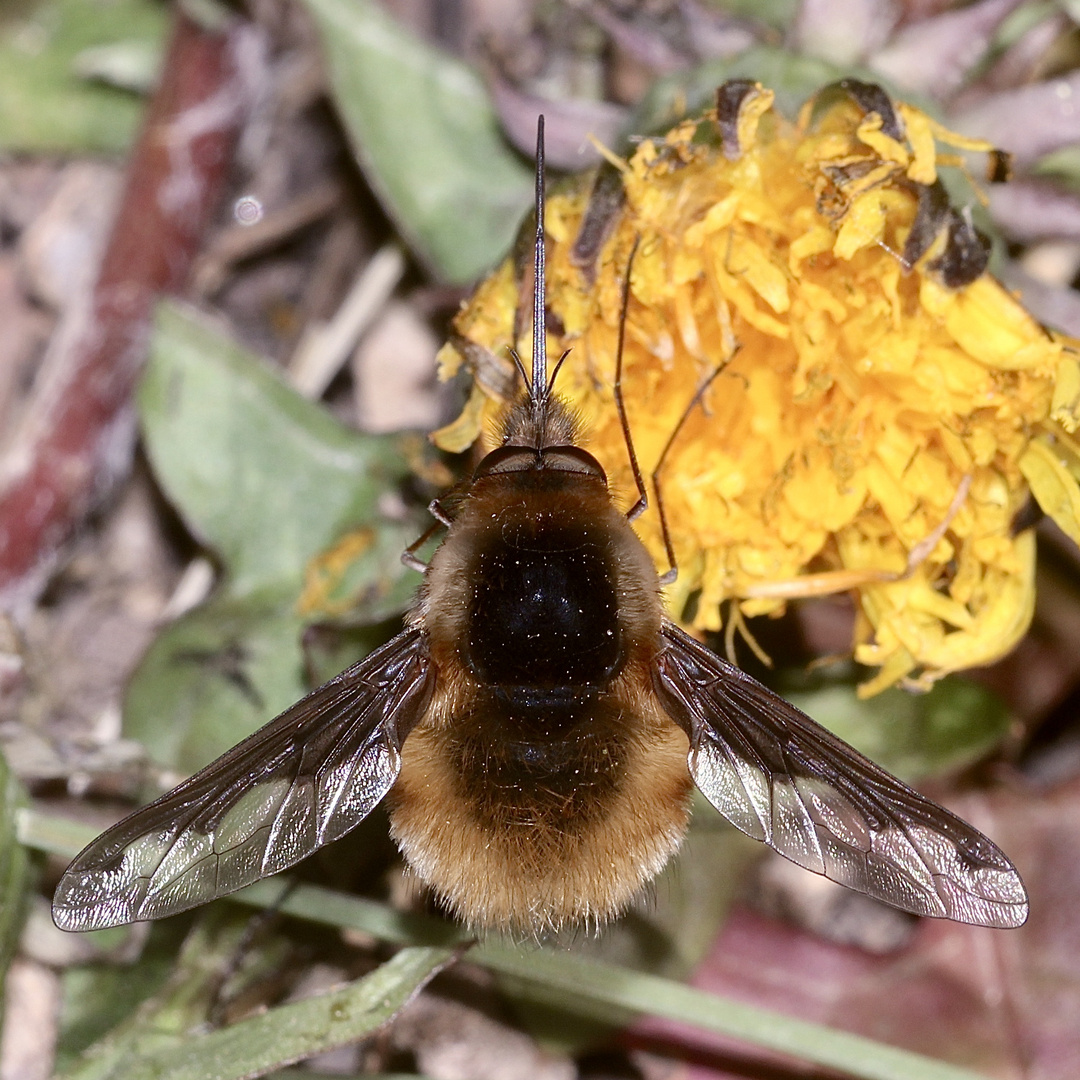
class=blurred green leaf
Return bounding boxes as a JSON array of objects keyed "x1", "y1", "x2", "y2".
[
  {"x1": 226, "y1": 878, "x2": 989, "y2": 1080},
  {"x1": 125, "y1": 591, "x2": 309, "y2": 769},
  {"x1": 721, "y1": 0, "x2": 799, "y2": 28},
  {"x1": 139, "y1": 304, "x2": 415, "y2": 599},
  {"x1": 15, "y1": 806, "x2": 96, "y2": 860},
  {"x1": 127, "y1": 302, "x2": 421, "y2": 773},
  {"x1": 72, "y1": 39, "x2": 160, "y2": 93},
  {"x1": 142, "y1": 946, "x2": 451, "y2": 1080},
  {"x1": 630, "y1": 46, "x2": 851, "y2": 133},
  {"x1": 61, "y1": 929, "x2": 452, "y2": 1080},
  {"x1": 0, "y1": 0, "x2": 166, "y2": 152},
  {"x1": 784, "y1": 669, "x2": 1011, "y2": 783},
  {"x1": 55, "y1": 923, "x2": 186, "y2": 1073},
  {"x1": 299, "y1": 618, "x2": 401, "y2": 689},
  {"x1": 302, "y1": 0, "x2": 533, "y2": 284},
  {"x1": 993, "y1": 0, "x2": 1060, "y2": 52},
  {"x1": 0, "y1": 748, "x2": 31, "y2": 1013},
  {"x1": 1034, "y1": 145, "x2": 1080, "y2": 193},
  {"x1": 58, "y1": 914, "x2": 295, "y2": 1080}
]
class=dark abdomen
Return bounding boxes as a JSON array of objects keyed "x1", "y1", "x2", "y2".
[
  {"x1": 464, "y1": 516, "x2": 622, "y2": 691},
  {"x1": 459, "y1": 505, "x2": 626, "y2": 826},
  {"x1": 449, "y1": 691, "x2": 624, "y2": 832}
]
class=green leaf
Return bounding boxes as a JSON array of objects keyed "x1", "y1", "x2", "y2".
[
  {"x1": 139, "y1": 304, "x2": 416, "y2": 599},
  {"x1": 720, "y1": 0, "x2": 799, "y2": 26},
  {"x1": 0, "y1": 0, "x2": 166, "y2": 153},
  {"x1": 15, "y1": 806, "x2": 97, "y2": 861},
  {"x1": 629, "y1": 46, "x2": 850, "y2": 134},
  {"x1": 128, "y1": 302, "x2": 421, "y2": 773},
  {"x1": 222, "y1": 880, "x2": 990, "y2": 1080},
  {"x1": 58, "y1": 914, "x2": 292, "y2": 1080},
  {"x1": 62, "y1": 931, "x2": 452, "y2": 1080},
  {"x1": 139, "y1": 946, "x2": 452, "y2": 1080},
  {"x1": 71, "y1": 39, "x2": 160, "y2": 93},
  {"x1": 124, "y1": 591, "x2": 309, "y2": 771},
  {"x1": 1034, "y1": 145, "x2": 1080, "y2": 193},
  {"x1": 0, "y1": 748, "x2": 31, "y2": 1006},
  {"x1": 475, "y1": 943, "x2": 987, "y2": 1080},
  {"x1": 994, "y1": 0, "x2": 1060, "y2": 51},
  {"x1": 299, "y1": 618, "x2": 404, "y2": 690},
  {"x1": 783, "y1": 669, "x2": 1011, "y2": 783},
  {"x1": 55, "y1": 923, "x2": 185, "y2": 1073},
  {"x1": 301, "y1": 0, "x2": 533, "y2": 284}
]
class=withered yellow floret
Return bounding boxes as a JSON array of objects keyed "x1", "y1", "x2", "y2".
[{"x1": 435, "y1": 82, "x2": 1080, "y2": 695}]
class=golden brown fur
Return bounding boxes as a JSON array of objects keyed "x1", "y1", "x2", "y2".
[
  {"x1": 390, "y1": 473, "x2": 693, "y2": 933},
  {"x1": 388, "y1": 698, "x2": 690, "y2": 933}
]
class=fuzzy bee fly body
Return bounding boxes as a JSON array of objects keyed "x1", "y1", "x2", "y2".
[
  {"x1": 53, "y1": 117, "x2": 1029, "y2": 936},
  {"x1": 391, "y1": 382, "x2": 691, "y2": 929}
]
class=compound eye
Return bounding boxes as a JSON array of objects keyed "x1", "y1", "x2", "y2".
[
  {"x1": 472, "y1": 446, "x2": 540, "y2": 479},
  {"x1": 541, "y1": 446, "x2": 606, "y2": 481}
]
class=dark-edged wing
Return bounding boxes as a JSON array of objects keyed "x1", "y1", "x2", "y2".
[
  {"x1": 654, "y1": 623, "x2": 1028, "y2": 928},
  {"x1": 53, "y1": 628, "x2": 434, "y2": 932}
]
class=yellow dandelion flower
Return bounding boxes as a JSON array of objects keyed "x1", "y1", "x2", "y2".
[{"x1": 435, "y1": 79, "x2": 1080, "y2": 696}]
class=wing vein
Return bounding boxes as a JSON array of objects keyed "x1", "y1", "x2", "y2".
[
  {"x1": 654, "y1": 622, "x2": 1028, "y2": 928},
  {"x1": 53, "y1": 629, "x2": 434, "y2": 931}
]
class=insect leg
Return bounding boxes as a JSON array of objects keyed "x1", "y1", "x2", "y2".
[
  {"x1": 652, "y1": 361, "x2": 728, "y2": 586},
  {"x1": 401, "y1": 509, "x2": 448, "y2": 572},
  {"x1": 613, "y1": 236, "x2": 648, "y2": 523}
]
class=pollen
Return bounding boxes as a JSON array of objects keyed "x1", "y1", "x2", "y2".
[{"x1": 435, "y1": 80, "x2": 1080, "y2": 695}]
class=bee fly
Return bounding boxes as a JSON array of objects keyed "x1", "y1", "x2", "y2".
[{"x1": 53, "y1": 118, "x2": 1028, "y2": 935}]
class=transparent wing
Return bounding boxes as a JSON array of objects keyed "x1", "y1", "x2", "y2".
[
  {"x1": 54, "y1": 628, "x2": 434, "y2": 932},
  {"x1": 654, "y1": 623, "x2": 1028, "y2": 928}
]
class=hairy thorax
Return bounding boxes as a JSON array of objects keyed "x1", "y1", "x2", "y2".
[{"x1": 388, "y1": 469, "x2": 692, "y2": 933}]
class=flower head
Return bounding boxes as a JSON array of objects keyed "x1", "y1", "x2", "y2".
[{"x1": 435, "y1": 80, "x2": 1080, "y2": 695}]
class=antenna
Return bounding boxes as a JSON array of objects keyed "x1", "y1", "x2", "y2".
[{"x1": 532, "y1": 115, "x2": 547, "y2": 402}]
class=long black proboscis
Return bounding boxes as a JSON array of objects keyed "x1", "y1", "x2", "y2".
[{"x1": 532, "y1": 115, "x2": 547, "y2": 403}]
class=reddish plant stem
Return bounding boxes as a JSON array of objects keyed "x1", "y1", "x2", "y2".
[{"x1": 0, "y1": 11, "x2": 261, "y2": 610}]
